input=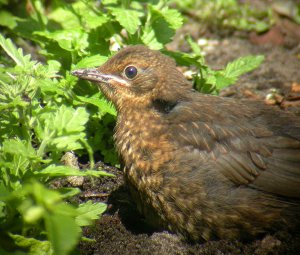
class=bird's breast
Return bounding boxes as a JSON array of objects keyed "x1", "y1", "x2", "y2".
[{"x1": 114, "y1": 109, "x2": 174, "y2": 187}]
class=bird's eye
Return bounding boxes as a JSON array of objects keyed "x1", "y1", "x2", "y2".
[{"x1": 124, "y1": 66, "x2": 138, "y2": 79}]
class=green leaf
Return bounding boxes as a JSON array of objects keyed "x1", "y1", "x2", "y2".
[
  {"x1": 2, "y1": 139, "x2": 37, "y2": 159},
  {"x1": 16, "y1": 181, "x2": 81, "y2": 254},
  {"x1": 34, "y1": 30, "x2": 88, "y2": 53},
  {"x1": 9, "y1": 234, "x2": 52, "y2": 255},
  {"x1": 109, "y1": 7, "x2": 142, "y2": 34},
  {"x1": 76, "y1": 95, "x2": 117, "y2": 116},
  {"x1": 75, "y1": 55, "x2": 108, "y2": 69},
  {"x1": 53, "y1": 106, "x2": 89, "y2": 134},
  {"x1": 0, "y1": 10, "x2": 17, "y2": 29},
  {"x1": 164, "y1": 50, "x2": 205, "y2": 68},
  {"x1": 161, "y1": 8, "x2": 183, "y2": 30},
  {"x1": 223, "y1": 55, "x2": 264, "y2": 80},
  {"x1": 75, "y1": 201, "x2": 107, "y2": 226},
  {"x1": 186, "y1": 35, "x2": 203, "y2": 56},
  {"x1": 23, "y1": 205, "x2": 44, "y2": 223},
  {"x1": 71, "y1": 1, "x2": 109, "y2": 29},
  {"x1": 45, "y1": 210, "x2": 81, "y2": 255},
  {"x1": 50, "y1": 135, "x2": 85, "y2": 150},
  {"x1": 38, "y1": 79, "x2": 65, "y2": 96},
  {"x1": 48, "y1": 6, "x2": 80, "y2": 30},
  {"x1": 42, "y1": 105, "x2": 89, "y2": 135},
  {"x1": 22, "y1": 181, "x2": 62, "y2": 206},
  {"x1": 214, "y1": 73, "x2": 235, "y2": 90},
  {"x1": 142, "y1": 5, "x2": 183, "y2": 49},
  {"x1": 57, "y1": 187, "x2": 81, "y2": 199},
  {"x1": 0, "y1": 139, "x2": 42, "y2": 178},
  {"x1": 141, "y1": 25, "x2": 163, "y2": 50},
  {"x1": 0, "y1": 34, "x2": 31, "y2": 66},
  {"x1": 206, "y1": 55, "x2": 265, "y2": 91},
  {"x1": 83, "y1": 12, "x2": 109, "y2": 30},
  {"x1": 35, "y1": 105, "x2": 89, "y2": 151},
  {"x1": 35, "y1": 165, "x2": 114, "y2": 178},
  {"x1": 47, "y1": 60, "x2": 61, "y2": 73}
]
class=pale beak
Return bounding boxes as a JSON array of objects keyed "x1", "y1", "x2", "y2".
[
  {"x1": 71, "y1": 68, "x2": 110, "y2": 83},
  {"x1": 71, "y1": 68, "x2": 129, "y2": 87}
]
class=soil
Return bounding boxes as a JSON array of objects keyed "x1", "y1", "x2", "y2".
[{"x1": 77, "y1": 4, "x2": 300, "y2": 255}]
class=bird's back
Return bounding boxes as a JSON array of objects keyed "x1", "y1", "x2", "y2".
[{"x1": 165, "y1": 93, "x2": 300, "y2": 199}]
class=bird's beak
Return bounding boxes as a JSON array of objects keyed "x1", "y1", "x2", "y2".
[
  {"x1": 71, "y1": 68, "x2": 111, "y2": 83},
  {"x1": 71, "y1": 68, "x2": 130, "y2": 87}
]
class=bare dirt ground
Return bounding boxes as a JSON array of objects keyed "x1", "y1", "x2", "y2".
[{"x1": 77, "y1": 9, "x2": 300, "y2": 255}]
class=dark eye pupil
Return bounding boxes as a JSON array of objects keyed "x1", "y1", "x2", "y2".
[{"x1": 125, "y1": 66, "x2": 137, "y2": 79}]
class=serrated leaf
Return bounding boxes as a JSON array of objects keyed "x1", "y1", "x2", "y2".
[
  {"x1": 142, "y1": 5, "x2": 183, "y2": 48},
  {"x1": 75, "y1": 201, "x2": 107, "y2": 226},
  {"x1": 38, "y1": 79, "x2": 65, "y2": 96},
  {"x1": 186, "y1": 35, "x2": 203, "y2": 56},
  {"x1": 40, "y1": 105, "x2": 89, "y2": 135},
  {"x1": 76, "y1": 95, "x2": 117, "y2": 116},
  {"x1": 0, "y1": 96, "x2": 28, "y2": 110},
  {"x1": 35, "y1": 105, "x2": 90, "y2": 151},
  {"x1": 9, "y1": 234, "x2": 52, "y2": 255},
  {"x1": 214, "y1": 73, "x2": 235, "y2": 90},
  {"x1": 34, "y1": 30, "x2": 88, "y2": 52},
  {"x1": 0, "y1": 34, "x2": 31, "y2": 66},
  {"x1": 223, "y1": 55, "x2": 264, "y2": 80},
  {"x1": 141, "y1": 26, "x2": 163, "y2": 50},
  {"x1": 2, "y1": 139, "x2": 37, "y2": 159},
  {"x1": 73, "y1": 1, "x2": 109, "y2": 29},
  {"x1": 51, "y1": 135, "x2": 85, "y2": 150},
  {"x1": 1, "y1": 139, "x2": 41, "y2": 177},
  {"x1": 109, "y1": 7, "x2": 142, "y2": 34},
  {"x1": 161, "y1": 7, "x2": 183, "y2": 30},
  {"x1": 57, "y1": 106, "x2": 89, "y2": 133}
]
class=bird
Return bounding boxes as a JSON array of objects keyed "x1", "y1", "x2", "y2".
[{"x1": 72, "y1": 45, "x2": 300, "y2": 241}]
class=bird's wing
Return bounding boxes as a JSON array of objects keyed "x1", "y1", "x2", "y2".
[{"x1": 166, "y1": 99, "x2": 300, "y2": 199}]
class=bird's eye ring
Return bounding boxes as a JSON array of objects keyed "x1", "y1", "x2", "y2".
[{"x1": 124, "y1": 66, "x2": 138, "y2": 79}]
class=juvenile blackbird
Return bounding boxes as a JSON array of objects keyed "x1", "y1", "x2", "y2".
[{"x1": 72, "y1": 45, "x2": 300, "y2": 241}]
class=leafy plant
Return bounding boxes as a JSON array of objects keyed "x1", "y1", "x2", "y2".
[
  {"x1": 173, "y1": 0, "x2": 273, "y2": 33},
  {"x1": 0, "y1": 34, "x2": 111, "y2": 254},
  {"x1": 0, "y1": 0, "x2": 265, "y2": 254},
  {"x1": 165, "y1": 36, "x2": 264, "y2": 93}
]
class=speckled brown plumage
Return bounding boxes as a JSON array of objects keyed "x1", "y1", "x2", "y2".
[{"x1": 72, "y1": 45, "x2": 300, "y2": 241}]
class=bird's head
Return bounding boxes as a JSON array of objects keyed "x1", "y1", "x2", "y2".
[{"x1": 72, "y1": 45, "x2": 192, "y2": 111}]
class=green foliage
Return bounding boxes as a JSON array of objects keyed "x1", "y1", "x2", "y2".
[
  {"x1": 205, "y1": 54, "x2": 265, "y2": 92},
  {"x1": 173, "y1": 0, "x2": 273, "y2": 32},
  {"x1": 165, "y1": 36, "x2": 264, "y2": 93},
  {"x1": 0, "y1": 34, "x2": 112, "y2": 254},
  {"x1": 0, "y1": 0, "x2": 264, "y2": 254}
]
